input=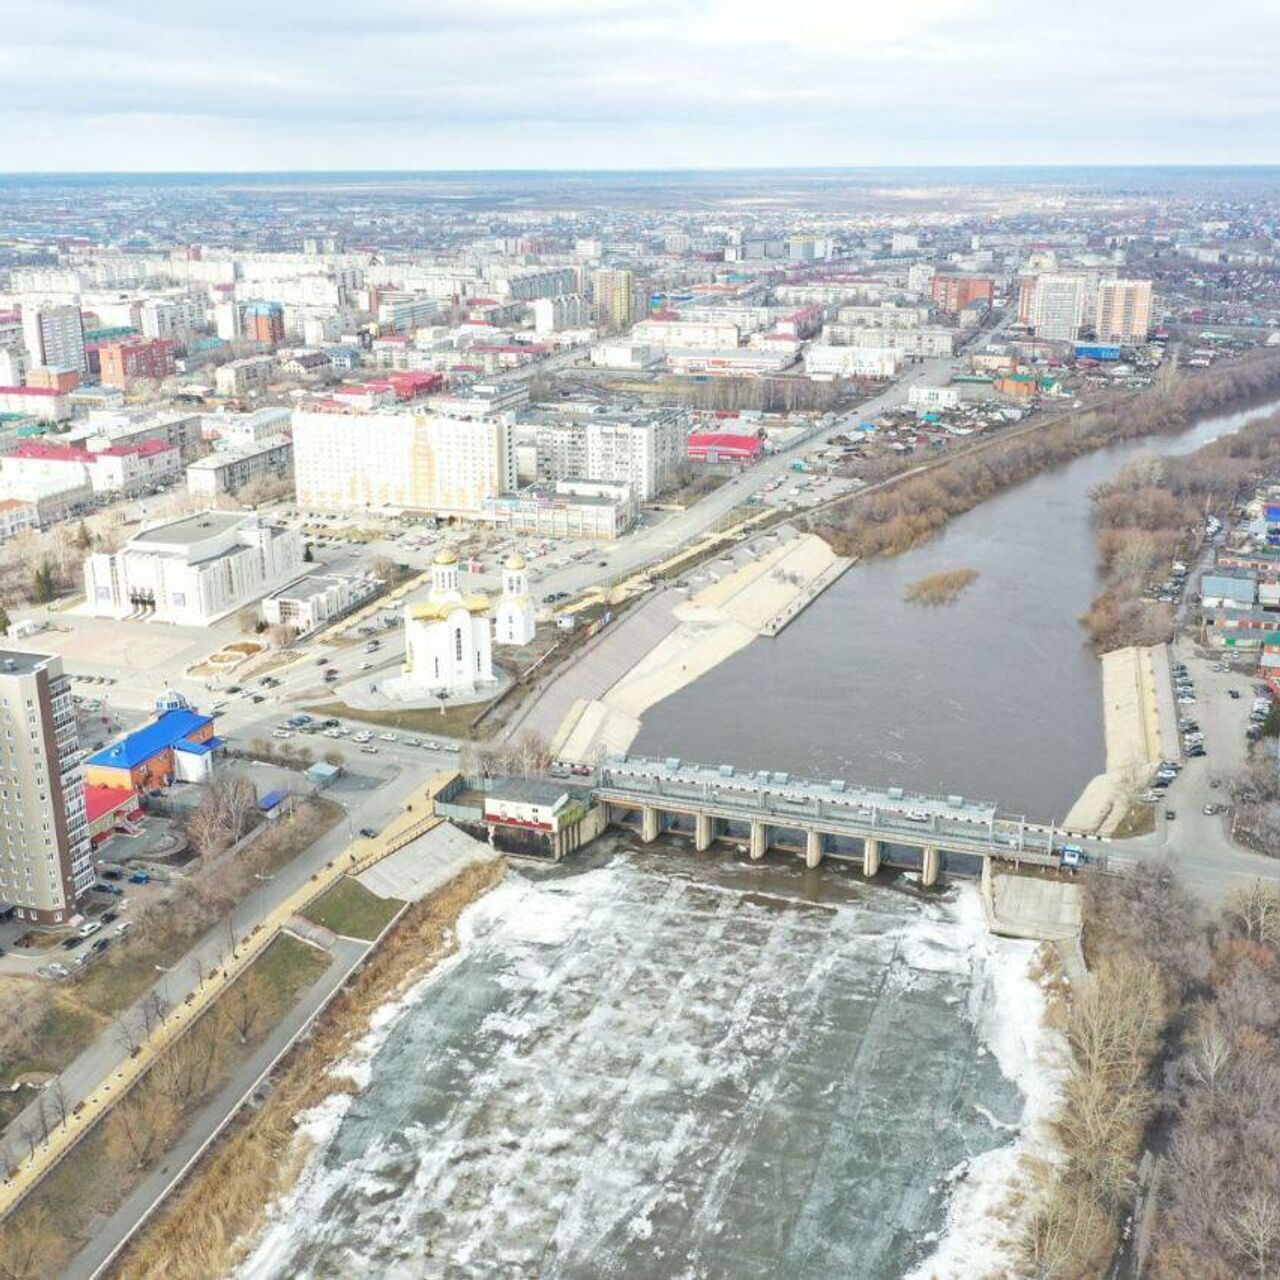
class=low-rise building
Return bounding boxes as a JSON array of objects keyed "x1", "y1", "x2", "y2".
[
  {"x1": 0, "y1": 385, "x2": 70, "y2": 422},
  {"x1": 84, "y1": 705, "x2": 222, "y2": 791},
  {"x1": 483, "y1": 480, "x2": 636, "y2": 540},
  {"x1": 260, "y1": 572, "x2": 377, "y2": 635}
]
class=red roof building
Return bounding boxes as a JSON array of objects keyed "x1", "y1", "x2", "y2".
[{"x1": 686, "y1": 432, "x2": 764, "y2": 462}]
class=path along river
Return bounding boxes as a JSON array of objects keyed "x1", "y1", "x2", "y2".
[{"x1": 638, "y1": 396, "x2": 1280, "y2": 821}]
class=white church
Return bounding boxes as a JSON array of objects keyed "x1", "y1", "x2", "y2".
[
  {"x1": 494, "y1": 553, "x2": 536, "y2": 647},
  {"x1": 398, "y1": 548, "x2": 536, "y2": 700}
]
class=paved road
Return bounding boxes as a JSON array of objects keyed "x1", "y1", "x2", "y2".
[
  {"x1": 1105, "y1": 638, "x2": 1280, "y2": 898},
  {"x1": 63, "y1": 935, "x2": 371, "y2": 1280}
]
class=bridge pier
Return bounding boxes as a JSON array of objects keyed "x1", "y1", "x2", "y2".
[
  {"x1": 695, "y1": 813, "x2": 714, "y2": 852},
  {"x1": 805, "y1": 829, "x2": 824, "y2": 869},
  {"x1": 862, "y1": 837, "x2": 880, "y2": 878},
  {"x1": 641, "y1": 806, "x2": 660, "y2": 843},
  {"x1": 749, "y1": 820, "x2": 767, "y2": 861},
  {"x1": 921, "y1": 845, "x2": 940, "y2": 888}
]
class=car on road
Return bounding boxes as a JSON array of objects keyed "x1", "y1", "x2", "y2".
[
  {"x1": 359, "y1": 827, "x2": 378, "y2": 838},
  {"x1": 101, "y1": 909, "x2": 118, "y2": 924},
  {"x1": 324, "y1": 728, "x2": 341, "y2": 738},
  {"x1": 359, "y1": 662, "x2": 373, "y2": 670},
  {"x1": 273, "y1": 729, "x2": 292, "y2": 739},
  {"x1": 1229, "y1": 689, "x2": 1241, "y2": 699},
  {"x1": 360, "y1": 745, "x2": 378, "y2": 754},
  {"x1": 61, "y1": 934, "x2": 83, "y2": 950},
  {"x1": 1165, "y1": 809, "x2": 1176, "y2": 821},
  {"x1": 379, "y1": 732, "x2": 397, "y2": 742},
  {"x1": 1203, "y1": 803, "x2": 1223, "y2": 816},
  {"x1": 353, "y1": 730, "x2": 372, "y2": 743},
  {"x1": 251, "y1": 694, "x2": 266, "y2": 703}
]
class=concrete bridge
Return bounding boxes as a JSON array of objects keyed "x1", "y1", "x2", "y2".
[{"x1": 594, "y1": 755, "x2": 1077, "y2": 886}]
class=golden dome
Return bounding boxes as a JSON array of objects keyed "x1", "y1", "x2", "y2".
[
  {"x1": 434, "y1": 547, "x2": 459, "y2": 566},
  {"x1": 505, "y1": 553, "x2": 526, "y2": 571}
]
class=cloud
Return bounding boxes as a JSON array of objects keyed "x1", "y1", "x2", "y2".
[{"x1": 0, "y1": 0, "x2": 1278, "y2": 169}]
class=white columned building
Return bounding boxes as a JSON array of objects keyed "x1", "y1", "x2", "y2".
[
  {"x1": 401, "y1": 549, "x2": 494, "y2": 696},
  {"x1": 494, "y1": 553, "x2": 536, "y2": 647}
]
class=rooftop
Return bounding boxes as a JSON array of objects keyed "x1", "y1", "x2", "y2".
[
  {"x1": 86, "y1": 708, "x2": 213, "y2": 770},
  {"x1": 130, "y1": 511, "x2": 247, "y2": 547},
  {"x1": 0, "y1": 649, "x2": 56, "y2": 677}
]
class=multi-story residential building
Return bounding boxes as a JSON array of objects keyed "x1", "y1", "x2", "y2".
[
  {"x1": 199, "y1": 407, "x2": 291, "y2": 447},
  {"x1": 65, "y1": 409, "x2": 205, "y2": 462},
  {"x1": 1020, "y1": 273, "x2": 1088, "y2": 342},
  {"x1": 803, "y1": 345, "x2": 901, "y2": 378},
  {"x1": 930, "y1": 274, "x2": 994, "y2": 314},
  {"x1": 84, "y1": 511, "x2": 304, "y2": 625},
  {"x1": 98, "y1": 337, "x2": 177, "y2": 388},
  {"x1": 241, "y1": 301, "x2": 286, "y2": 346},
  {"x1": 533, "y1": 409, "x2": 684, "y2": 501},
  {"x1": 631, "y1": 319, "x2": 741, "y2": 349},
  {"x1": 291, "y1": 408, "x2": 514, "y2": 517},
  {"x1": 0, "y1": 650, "x2": 93, "y2": 923},
  {"x1": 215, "y1": 355, "x2": 276, "y2": 398},
  {"x1": 140, "y1": 296, "x2": 204, "y2": 344},
  {"x1": 21, "y1": 304, "x2": 86, "y2": 374},
  {"x1": 531, "y1": 294, "x2": 590, "y2": 334},
  {"x1": 592, "y1": 268, "x2": 643, "y2": 333},
  {"x1": 835, "y1": 304, "x2": 931, "y2": 328},
  {"x1": 1, "y1": 437, "x2": 182, "y2": 499},
  {"x1": 822, "y1": 325, "x2": 956, "y2": 358},
  {"x1": 1094, "y1": 278, "x2": 1153, "y2": 345},
  {"x1": 186, "y1": 438, "x2": 293, "y2": 499}
]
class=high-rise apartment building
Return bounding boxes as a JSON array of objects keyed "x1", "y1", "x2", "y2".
[
  {"x1": 0, "y1": 650, "x2": 92, "y2": 923},
  {"x1": 22, "y1": 304, "x2": 87, "y2": 374},
  {"x1": 292, "y1": 409, "x2": 514, "y2": 516},
  {"x1": 140, "y1": 296, "x2": 204, "y2": 344},
  {"x1": 592, "y1": 269, "x2": 642, "y2": 334},
  {"x1": 1094, "y1": 278, "x2": 1153, "y2": 345},
  {"x1": 1024, "y1": 273, "x2": 1088, "y2": 342},
  {"x1": 242, "y1": 302, "x2": 286, "y2": 346}
]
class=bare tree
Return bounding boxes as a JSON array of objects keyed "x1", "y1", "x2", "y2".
[
  {"x1": 0, "y1": 1203, "x2": 50, "y2": 1280},
  {"x1": 1227, "y1": 1189, "x2": 1280, "y2": 1278},
  {"x1": 1225, "y1": 880, "x2": 1280, "y2": 946}
]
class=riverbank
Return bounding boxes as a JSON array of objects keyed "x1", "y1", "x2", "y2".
[
  {"x1": 547, "y1": 529, "x2": 850, "y2": 763},
  {"x1": 1064, "y1": 645, "x2": 1178, "y2": 836},
  {"x1": 109, "y1": 857, "x2": 506, "y2": 1280}
]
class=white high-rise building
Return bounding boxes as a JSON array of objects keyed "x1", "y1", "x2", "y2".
[
  {"x1": 141, "y1": 296, "x2": 204, "y2": 343},
  {"x1": 291, "y1": 409, "x2": 515, "y2": 517},
  {"x1": 0, "y1": 650, "x2": 93, "y2": 923},
  {"x1": 1028, "y1": 274, "x2": 1087, "y2": 342},
  {"x1": 21, "y1": 304, "x2": 86, "y2": 373}
]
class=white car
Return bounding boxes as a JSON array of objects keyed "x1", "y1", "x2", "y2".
[
  {"x1": 273, "y1": 729, "x2": 293, "y2": 739},
  {"x1": 379, "y1": 732, "x2": 397, "y2": 742},
  {"x1": 353, "y1": 730, "x2": 372, "y2": 743},
  {"x1": 324, "y1": 728, "x2": 342, "y2": 738}
]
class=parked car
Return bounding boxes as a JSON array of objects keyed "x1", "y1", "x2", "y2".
[{"x1": 359, "y1": 827, "x2": 378, "y2": 838}]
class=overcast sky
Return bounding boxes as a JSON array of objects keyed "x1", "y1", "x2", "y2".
[{"x1": 2, "y1": 0, "x2": 1279, "y2": 172}]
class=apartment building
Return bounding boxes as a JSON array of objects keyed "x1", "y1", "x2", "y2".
[
  {"x1": 186, "y1": 438, "x2": 293, "y2": 498},
  {"x1": 98, "y1": 337, "x2": 177, "y2": 388},
  {"x1": 631, "y1": 319, "x2": 741, "y2": 349},
  {"x1": 1, "y1": 438, "x2": 182, "y2": 498},
  {"x1": 822, "y1": 325, "x2": 956, "y2": 358},
  {"x1": 241, "y1": 302, "x2": 286, "y2": 346},
  {"x1": 592, "y1": 268, "x2": 643, "y2": 333},
  {"x1": 0, "y1": 650, "x2": 93, "y2": 923},
  {"x1": 140, "y1": 296, "x2": 204, "y2": 344},
  {"x1": 21, "y1": 304, "x2": 86, "y2": 374},
  {"x1": 291, "y1": 408, "x2": 514, "y2": 517},
  {"x1": 533, "y1": 409, "x2": 684, "y2": 501},
  {"x1": 215, "y1": 355, "x2": 276, "y2": 398},
  {"x1": 531, "y1": 295, "x2": 590, "y2": 334},
  {"x1": 931, "y1": 275, "x2": 994, "y2": 314},
  {"x1": 1020, "y1": 273, "x2": 1088, "y2": 342},
  {"x1": 1094, "y1": 278, "x2": 1153, "y2": 345}
]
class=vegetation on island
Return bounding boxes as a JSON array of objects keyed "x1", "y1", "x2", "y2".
[{"x1": 903, "y1": 567, "x2": 979, "y2": 606}]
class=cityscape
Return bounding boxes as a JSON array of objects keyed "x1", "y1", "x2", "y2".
[{"x1": 3, "y1": 7, "x2": 1280, "y2": 1280}]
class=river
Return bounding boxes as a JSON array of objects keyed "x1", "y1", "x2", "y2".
[
  {"x1": 238, "y1": 845, "x2": 1062, "y2": 1280},
  {"x1": 235, "y1": 395, "x2": 1279, "y2": 1280},
  {"x1": 637, "y1": 396, "x2": 1280, "y2": 821}
]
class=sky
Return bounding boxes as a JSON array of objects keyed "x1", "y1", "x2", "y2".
[{"x1": 2, "y1": 0, "x2": 1279, "y2": 172}]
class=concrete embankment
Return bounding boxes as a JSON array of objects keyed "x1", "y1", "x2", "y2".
[
  {"x1": 1064, "y1": 644, "x2": 1178, "y2": 835},
  {"x1": 549, "y1": 531, "x2": 851, "y2": 763}
]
